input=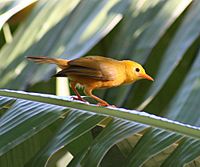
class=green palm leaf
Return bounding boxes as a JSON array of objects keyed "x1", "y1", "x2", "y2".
[
  {"x1": 1, "y1": 89, "x2": 200, "y2": 166},
  {"x1": 0, "y1": 0, "x2": 38, "y2": 29}
]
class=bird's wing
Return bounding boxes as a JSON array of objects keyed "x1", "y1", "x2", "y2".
[{"x1": 54, "y1": 56, "x2": 118, "y2": 81}]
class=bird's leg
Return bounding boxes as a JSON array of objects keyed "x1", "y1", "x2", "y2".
[
  {"x1": 70, "y1": 82, "x2": 86, "y2": 102},
  {"x1": 84, "y1": 87, "x2": 110, "y2": 107}
]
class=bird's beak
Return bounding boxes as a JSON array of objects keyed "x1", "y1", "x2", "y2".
[{"x1": 139, "y1": 73, "x2": 154, "y2": 81}]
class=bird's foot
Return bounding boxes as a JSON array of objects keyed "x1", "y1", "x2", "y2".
[
  {"x1": 97, "y1": 103, "x2": 116, "y2": 108},
  {"x1": 72, "y1": 96, "x2": 87, "y2": 102}
]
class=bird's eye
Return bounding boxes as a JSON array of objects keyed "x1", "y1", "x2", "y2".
[{"x1": 135, "y1": 68, "x2": 140, "y2": 72}]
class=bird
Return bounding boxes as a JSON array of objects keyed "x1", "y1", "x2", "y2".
[{"x1": 27, "y1": 56, "x2": 154, "y2": 107}]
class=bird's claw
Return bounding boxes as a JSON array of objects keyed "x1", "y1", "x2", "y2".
[
  {"x1": 72, "y1": 96, "x2": 87, "y2": 102},
  {"x1": 97, "y1": 103, "x2": 116, "y2": 108}
]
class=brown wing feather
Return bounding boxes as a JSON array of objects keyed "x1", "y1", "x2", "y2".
[
  {"x1": 67, "y1": 56, "x2": 117, "y2": 80},
  {"x1": 53, "y1": 65, "x2": 109, "y2": 81}
]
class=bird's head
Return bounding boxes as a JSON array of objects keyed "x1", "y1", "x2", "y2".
[{"x1": 123, "y1": 60, "x2": 154, "y2": 83}]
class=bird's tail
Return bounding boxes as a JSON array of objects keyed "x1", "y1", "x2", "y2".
[{"x1": 27, "y1": 56, "x2": 69, "y2": 69}]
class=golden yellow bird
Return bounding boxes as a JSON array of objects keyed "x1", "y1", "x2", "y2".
[{"x1": 27, "y1": 56, "x2": 153, "y2": 106}]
